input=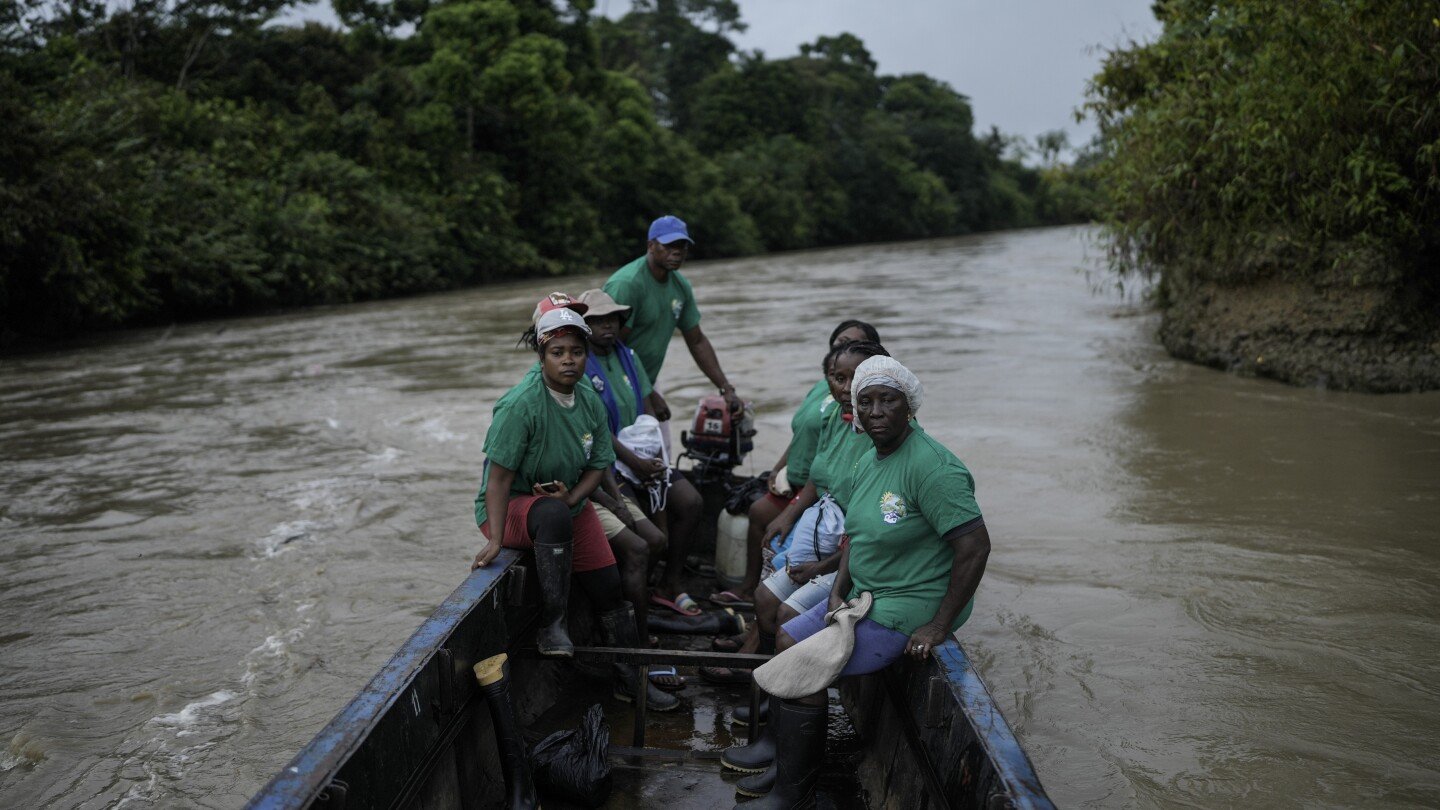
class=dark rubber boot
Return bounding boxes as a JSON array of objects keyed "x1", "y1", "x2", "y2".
[
  {"x1": 734, "y1": 763, "x2": 775, "y2": 798},
  {"x1": 733, "y1": 697, "x2": 769, "y2": 725},
  {"x1": 648, "y1": 607, "x2": 745, "y2": 635},
  {"x1": 599, "y1": 602, "x2": 680, "y2": 712},
  {"x1": 720, "y1": 715, "x2": 774, "y2": 773},
  {"x1": 532, "y1": 539, "x2": 574, "y2": 657},
  {"x1": 474, "y1": 654, "x2": 539, "y2": 810},
  {"x1": 731, "y1": 699, "x2": 825, "y2": 809},
  {"x1": 731, "y1": 630, "x2": 775, "y2": 726}
]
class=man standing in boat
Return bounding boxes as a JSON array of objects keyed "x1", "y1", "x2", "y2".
[
  {"x1": 603, "y1": 214, "x2": 744, "y2": 426},
  {"x1": 603, "y1": 214, "x2": 744, "y2": 616}
]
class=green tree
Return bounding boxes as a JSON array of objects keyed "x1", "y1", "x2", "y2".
[
  {"x1": 1086, "y1": 0, "x2": 1439, "y2": 288},
  {"x1": 595, "y1": 0, "x2": 742, "y2": 130},
  {"x1": 0, "y1": 0, "x2": 1065, "y2": 342}
]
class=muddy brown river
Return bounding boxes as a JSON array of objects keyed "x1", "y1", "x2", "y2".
[{"x1": 2, "y1": 226, "x2": 1437, "y2": 808}]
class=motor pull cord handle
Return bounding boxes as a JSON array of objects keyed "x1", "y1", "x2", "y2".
[{"x1": 473, "y1": 653, "x2": 540, "y2": 810}]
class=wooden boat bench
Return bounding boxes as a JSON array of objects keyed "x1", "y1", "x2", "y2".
[{"x1": 512, "y1": 644, "x2": 772, "y2": 751}]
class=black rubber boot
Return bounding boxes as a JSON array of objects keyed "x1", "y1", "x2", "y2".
[
  {"x1": 474, "y1": 654, "x2": 539, "y2": 810},
  {"x1": 599, "y1": 602, "x2": 680, "y2": 712},
  {"x1": 734, "y1": 762, "x2": 775, "y2": 798},
  {"x1": 733, "y1": 697, "x2": 769, "y2": 725},
  {"x1": 532, "y1": 539, "x2": 574, "y2": 657},
  {"x1": 648, "y1": 607, "x2": 745, "y2": 635},
  {"x1": 720, "y1": 714, "x2": 774, "y2": 773},
  {"x1": 733, "y1": 630, "x2": 774, "y2": 725},
  {"x1": 732, "y1": 699, "x2": 825, "y2": 809}
]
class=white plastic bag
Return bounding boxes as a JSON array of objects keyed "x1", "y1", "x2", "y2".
[{"x1": 614, "y1": 415, "x2": 671, "y2": 512}]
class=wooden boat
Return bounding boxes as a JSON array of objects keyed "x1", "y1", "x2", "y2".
[{"x1": 246, "y1": 544, "x2": 1055, "y2": 810}]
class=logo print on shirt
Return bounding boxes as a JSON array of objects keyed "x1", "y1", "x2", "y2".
[
  {"x1": 880, "y1": 491, "x2": 906, "y2": 524},
  {"x1": 671, "y1": 298, "x2": 683, "y2": 320},
  {"x1": 581, "y1": 432, "x2": 594, "y2": 459}
]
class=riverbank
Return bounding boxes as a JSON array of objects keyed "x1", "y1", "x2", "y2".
[
  {"x1": 1157, "y1": 260, "x2": 1440, "y2": 393},
  {"x1": 1101, "y1": 244, "x2": 1440, "y2": 399},
  {"x1": 1082, "y1": 3, "x2": 1438, "y2": 394}
]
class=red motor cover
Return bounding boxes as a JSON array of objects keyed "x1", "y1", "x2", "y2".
[{"x1": 689, "y1": 395, "x2": 733, "y2": 451}]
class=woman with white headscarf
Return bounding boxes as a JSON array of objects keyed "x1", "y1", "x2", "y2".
[{"x1": 734, "y1": 355, "x2": 991, "y2": 809}]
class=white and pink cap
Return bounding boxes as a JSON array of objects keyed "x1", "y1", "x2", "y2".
[{"x1": 532, "y1": 292, "x2": 591, "y2": 343}]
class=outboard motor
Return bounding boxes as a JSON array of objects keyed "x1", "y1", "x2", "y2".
[{"x1": 680, "y1": 395, "x2": 754, "y2": 483}]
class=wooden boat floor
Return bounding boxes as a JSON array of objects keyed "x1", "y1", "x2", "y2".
[{"x1": 523, "y1": 622, "x2": 868, "y2": 809}]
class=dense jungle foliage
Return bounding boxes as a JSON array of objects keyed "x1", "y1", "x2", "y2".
[
  {"x1": 0, "y1": 0, "x2": 1095, "y2": 339},
  {"x1": 1087, "y1": 0, "x2": 1440, "y2": 301}
]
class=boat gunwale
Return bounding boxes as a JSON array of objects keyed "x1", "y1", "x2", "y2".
[{"x1": 931, "y1": 639, "x2": 1054, "y2": 809}]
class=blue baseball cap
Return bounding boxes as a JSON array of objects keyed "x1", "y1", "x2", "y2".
[{"x1": 647, "y1": 215, "x2": 693, "y2": 245}]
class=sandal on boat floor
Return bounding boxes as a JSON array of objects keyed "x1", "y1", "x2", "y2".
[
  {"x1": 650, "y1": 592, "x2": 702, "y2": 617},
  {"x1": 647, "y1": 665, "x2": 686, "y2": 692},
  {"x1": 711, "y1": 635, "x2": 745, "y2": 653},
  {"x1": 699, "y1": 665, "x2": 752, "y2": 686},
  {"x1": 707, "y1": 590, "x2": 754, "y2": 610}
]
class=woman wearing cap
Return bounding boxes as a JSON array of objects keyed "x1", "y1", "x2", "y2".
[
  {"x1": 731, "y1": 356, "x2": 991, "y2": 807},
  {"x1": 573, "y1": 287, "x2": 684, "y2": 691},
  {"x1": 472, "y1": 292, "x2": 678, "y2": 712},
  {"x1": 576, "y1": 288, "x2": 708, "y2": 622}
]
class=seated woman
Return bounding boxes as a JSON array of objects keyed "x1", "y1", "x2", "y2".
[
  {"x1": 703, "y1": 340, "x2": 887, "y2": 694},
  {"x1": 755, "y1": 343, "x2": 886, "y2": 628},
  {"x1": 723, "y1": 356, "x2": 991, "y2": 805},
  {"x1": 577, "y1": 288, "x2": 707, "y2": 620},
  {"x1": 471, "y1": 292, "x2": 677, "y2": 712},
  {"x1": 519, "y1": 297, "x2": 669, "y2": 644},
  {"x1": 715, "y1": 320, "x2": 881, "y2": 610}
]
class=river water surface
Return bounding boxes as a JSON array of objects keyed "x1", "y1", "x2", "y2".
[{"x1": 2, "y1": 226, "x2": 1437, "y2": 808}]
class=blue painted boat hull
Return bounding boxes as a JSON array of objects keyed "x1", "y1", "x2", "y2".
[{"x1": 247, "y1": 548, "x2": 1054, "y2": 809}]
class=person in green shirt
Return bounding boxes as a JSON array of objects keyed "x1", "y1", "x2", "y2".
[
  {"x1": 471, "y1": 292, "x2": 679, "y2": 711},
  {"x1": 576, "y1": 288, "x2": 708, "y2": 624},
  {"x1": 602, "y1": 215, "x2": 744, "y2": 421},
  {"x1": 718, "y1": 339, "x2": 890, "y2": 780},
  {"x1": 754, "y1": 356, "x2": 992, "y2": 807},
  {"x1": 712, "y1": 320, "x2": 881, "y2": 611}
]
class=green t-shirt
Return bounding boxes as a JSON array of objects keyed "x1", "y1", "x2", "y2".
[
  {"x1": 602, "y1": 255, "x2": 701, "y2": 382},
  {"x1": 473, "y1": 372, "x2": 616, "y2": 527},
  {"x1": 843, "y1": 427, "x2": 983, "y2": 636},
  {"x1": 807, "y1": 405, "x2": 871, "y2": 507},
  {"x1": 586, "y1": 345, "x2": 653, "y2": 429},
  {"x1": 786, "y1": 379, "x2": 834, "y2": 490}
]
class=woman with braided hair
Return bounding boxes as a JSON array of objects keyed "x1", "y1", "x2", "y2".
[{"x1": 471, "y1": 292, "x2": 679, "y2": 712}]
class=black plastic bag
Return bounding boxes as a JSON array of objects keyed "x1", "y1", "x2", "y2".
[
  {"x1": 724, "y1": 474, "x2": 768, "y2": 515},
  {"x1": 529, "y1": 704, "x2": 611, "y2": 807}
]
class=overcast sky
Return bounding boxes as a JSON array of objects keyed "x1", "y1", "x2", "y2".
[
  {"x1": 286, "y1": 0, "x2": 1162, "y2": 154},
  {"x1": 603, "y1": 0, "x2": 1161, "y2": 151}
]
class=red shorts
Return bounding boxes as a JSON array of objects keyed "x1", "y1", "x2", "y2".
[
  {"x1": 763, "y1": 492, "x2": 791, "y2": 511},
  {"x1": 481, "y1": 496, "x2": 615, "y2": 572}
]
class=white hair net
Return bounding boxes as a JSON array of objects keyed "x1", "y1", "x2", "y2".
[{"x1": 851, "y1": 355, "x2": 923, "y2": 414}]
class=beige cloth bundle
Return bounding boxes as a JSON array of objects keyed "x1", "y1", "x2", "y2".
[{"x1": 753, "y1": 592, "x2": 873, "y2": 699}]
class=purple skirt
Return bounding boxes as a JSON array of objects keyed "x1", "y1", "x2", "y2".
[{"x1": 780, "y1": 599, "x2": 910, "y2": 677}]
